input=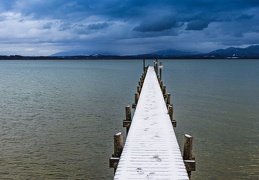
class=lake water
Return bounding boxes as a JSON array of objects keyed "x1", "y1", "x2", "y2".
[{"x1": 0, "y1": 60, "x2": 258, "y2": 179}]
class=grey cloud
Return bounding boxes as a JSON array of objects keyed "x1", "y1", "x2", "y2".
[
  {"x1": 88, "y1": 22, "x2": 109, "y2": 30},
  {"x1": 4, "y1": 0, "x2": 259, "y2": 21},
  {"x1": 133, "y1": 21, "x2": 176, "y2": 32},
  {"x1": 133, "y1": 12, "x2": 183, "y2": 33},
  {"x1": 1, "y1": 0, "x2": 259, "y2": 55},
  {"x1": 235, "y1": 14, "x2": 254, "y2": 21},
  {"x1": 43, "y1": 22, "x2": 52, "y2": 29},
  {"x1": 186, "y1": 20, "x2": 210, "y2": 31},
  {"x1": 58, "y1": 22, "x2": 72, "y2": 31}
]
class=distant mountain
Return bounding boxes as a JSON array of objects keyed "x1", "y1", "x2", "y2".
[
  {"x1": 148, "y1": 49, "x2": 198, "y2": 56},
  {"x1": 52, "y1": 49, "x2": 196, "y2": 57},
  {"x1": 51, "y1": 51, "x2": 89, "y2": 56},
  {"x1": 51, "y1": 50, "x2": 115, "y2": 56},
  {"x1": 49, "y1": 45, "x2": 259, "y2": 59},
  {"x1": 208, "y1": 45, "x2": 259, "y2": 57}
]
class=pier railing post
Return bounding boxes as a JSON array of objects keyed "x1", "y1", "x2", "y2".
[
  {"x1": 143, "y1": 59, "x2": 146, "y2": 72},
  {"x1": 139, "y1": 80, "x2": 142, "y2": 88},
  {"x1": 166, "y1": 93, "x2": 171, "y2": 105},
  {"x1": 159, "y1": 62, "x2": 163, "y2": 80},
  {"x1": 168, "y1": 105, "x2": 176, "y2": 127},
  {"x1": 114, "y1": 132, "x2": 123, "y2": 157},
  {"x1": 154, "y1": 59, "x2": 158, "y2": 75},
  {"x1": 132, "y1": 93, "x2": 139, "y2": 109},
  {"x1": 183, "y1": 134, "x2": 196, "y2": 179},
  {"x1": 123, "y1": 105, "x2": 132, "y2": 135},
  {"x1": 137, "y1": 85, "x2": 141, "y2": 94},
  {"x1": 160, "y1": 81, "x2": 163, "y2": 89},
  {"x1": 162, "y1": 86, "x2": 166, "y2": 95},
  {"x1": 110, "y1": 132, "x2": 124, "y2": 173},
  {"x1": 125, "y1": 105, "x2": 131, "y2": 120}
]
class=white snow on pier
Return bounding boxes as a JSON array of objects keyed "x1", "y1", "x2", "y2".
[{"x1": 114, "y1": 67, "x2": 189, "y2": 179}]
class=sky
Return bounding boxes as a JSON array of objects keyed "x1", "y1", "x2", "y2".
[{"x1": 0, "y1": 0, "x2": 259, "y2": 56}]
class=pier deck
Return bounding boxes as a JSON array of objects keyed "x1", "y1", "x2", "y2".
[{"x1": 114, "y1": 66, "x2": 189, "y2": 179}]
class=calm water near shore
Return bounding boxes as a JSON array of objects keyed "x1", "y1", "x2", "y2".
[{"x1": 0, "y1": 59, "x2": 258, "y2": 179}]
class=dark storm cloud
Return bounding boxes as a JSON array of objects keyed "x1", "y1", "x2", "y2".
[
  {"x1": 6, "y1": 0, "x2": 259, "y2": 23},
  {"x1": 0, "y1": 0, "x2": 259, "y2": 55},
  {"x1": 88, "y1": 23, "x2": 109, "y2": 30},
  {"x1": 133, "y1": 14, "x2": 182, "y2": 32},
  {"x1": 235, "y1": 14, "x2": 254, "y2": 21},
  {"x1": 186, "y1": 20, "x2": 210, "y2": 31}
]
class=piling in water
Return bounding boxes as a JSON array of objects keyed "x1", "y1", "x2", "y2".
[
  {"x1": 109, "y1": 132, "x2": 124, "y2": 173},
  {"x1": 123, "y1": 105, "x2": 132, "y2": 135},
  {"x1": 183, "y1": 134, "x2": 196, "y2": 178},
  {"x1": 132, "y1": 93, "x2": 139, "y2": 109},
  {"x1": 159, "y1": 62, "x2": 163, "y2": 80},
  {"x1": 166, "y1": 93, "x2": 171, "y2": 105}
]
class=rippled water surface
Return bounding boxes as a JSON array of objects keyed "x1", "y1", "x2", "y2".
[{"x1": 0, "y1": 60, "x2": 258, "y2": 179}]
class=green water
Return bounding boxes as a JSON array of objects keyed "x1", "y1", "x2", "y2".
[{"x1": 0, "y1": 60, "x2": 258, "y2": 179}]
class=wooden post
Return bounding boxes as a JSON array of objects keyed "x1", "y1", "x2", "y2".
[
  {"x1": 141, "y1": 74, "x2": 144, "y2": 83},
  {"x1": 125, "y1": 105, "x2": 131, "y2": 121},
  {"x1": 154, "y1": 59, "x2": 158, "y2": 75},
  {"x1": 183, "y1": 134, "x2": 196, "y2": 178},
  {"x1": 162, "y1": 86, "x2": 166, "y2": 95},
  {"x1": 143, "y1": 59, "x2": 146, "y2": 72},
  {"x1": 114, "y1": 132, "x2": 123, "y2": 157},
  {"x1": 144, "y1": 66, "x2": 148, "y2": 74},
  {"x1": 168, "y1": 105, "x2": 173, "y2": 120},
  {"x1": 160, "y1": 81, "x2": 163, "y2": 89},
  {"x1": 156, "y1": 59, "x2": 158, "y2": 73},
  {"x1": 158, "y1": 77, "x2": 161, "y2": 84},
  {"x1": 159, "y1": 62, "x2": 162, "y2": 80},
  {"x1": 110, "y1": 132, "x2": 124, "y2": 173},
  {"x1": 166, "y1": 93, "x2": 171, "y2": 105},
  {"x1": 168, "y1": 105, "x2": 176, "y2": 127},
  {"x1": 123, "y1": 105, "x2": 132, "y2": 135},
  {"x1": 138, "y1": 81, "x2": 142, "y2": 88},
  {"x1": 143, "y1": 72, "x2": 146, "y2": 79},
  {"x1": 132, "y1": 93, "x2": 139, "y2": 109},
  {"x1": 135, "y1": 93, "x2": 139, "y2": 104},
  {"x1": 137, "y1": 85, "x2": 141, "y2": 94}
]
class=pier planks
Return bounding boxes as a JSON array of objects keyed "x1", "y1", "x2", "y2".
[{"x1": 114, "y1": 67, "x2": 189, "y2": 179}]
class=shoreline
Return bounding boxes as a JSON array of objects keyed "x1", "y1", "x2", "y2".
[{"x1": 1, "y1": 55, "x2": 259, "y2": 60}]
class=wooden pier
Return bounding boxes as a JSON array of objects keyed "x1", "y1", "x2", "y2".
[{"x1": 110, "y1": 60, "x2": 195, "y2": 179}]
